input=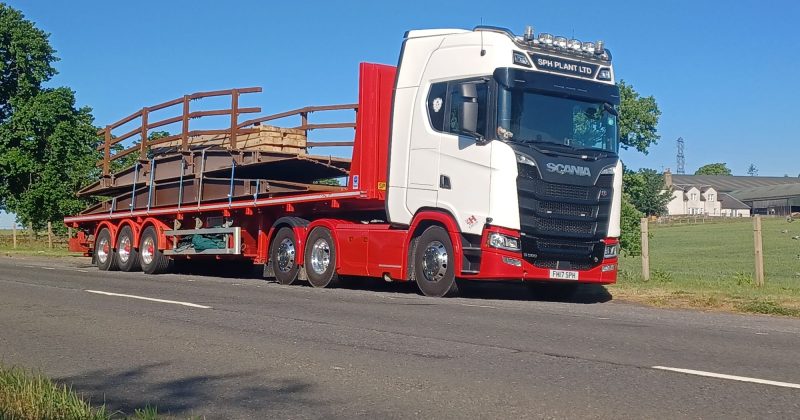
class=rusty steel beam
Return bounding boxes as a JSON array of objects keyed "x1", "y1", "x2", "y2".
[{"x1": 306, "y1": 141, "x2": 355, "y2": 147}]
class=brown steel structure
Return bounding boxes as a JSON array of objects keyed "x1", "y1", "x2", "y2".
[{"x1": 84, "y1": 87, "x2": 358, "y2": 216}]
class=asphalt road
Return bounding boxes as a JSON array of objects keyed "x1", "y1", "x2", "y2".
[{"x1": 0, "y1": 256, "x2": 798, "y2": 419}]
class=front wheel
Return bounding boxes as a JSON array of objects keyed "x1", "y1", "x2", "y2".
[
  {"x1": 413, "y1": 226, "x2": 459, "y2": 297},
  {"x1": 139, "y1": 226, "x2": 172, "y2": 274},
  {"x1": 305, "y1": 227, "x2": 340, "y2": 288}
]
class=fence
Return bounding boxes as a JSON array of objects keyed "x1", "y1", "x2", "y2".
[
  {"x1": 0, "y1": 223, "x2": 69, "y2": 250},
  {"x1": 633, "y1": 215, "x2": 800, "y2": 289}
]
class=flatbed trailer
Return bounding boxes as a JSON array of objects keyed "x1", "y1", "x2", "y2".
[{"x1": 67, "y1": 26, "x2": 622, "y2": 297}]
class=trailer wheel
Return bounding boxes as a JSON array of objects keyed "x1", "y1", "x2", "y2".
[
  {"x1": 270, "y1": 227, "x2": 300, "y2": 285},
  {"x1": 305, "y1": 227, "x2": 340, "y2": 288},
  {"x1": 115, "y1": 226, "x2": 141, "y2": 272},
  {"x1": 413, "y1": 226, "x2": 459, "y2": 297},
  {"x1": 139, "y1": 226, "x2": 172, "y2": 274},
  {"x1": 95, "y1": 228, "x2": 118, "y2": 271}
]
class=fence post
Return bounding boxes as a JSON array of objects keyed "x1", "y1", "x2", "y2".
[
  {"x1": 12, "y1": 223, "x2": 17, "y2": 249},
  {"x1": 641, "y1": 217, "x2": 650, "y2": 281},
  {"x1": 28, "y1": 222, "x2": 34, "y2": 244},
  {"x1": 139, "y1": 107, "x2": 149, "y2": 160},
  {"x1": 753, "y1": 215, "x2": 765, "y2": 287},
  {"x1": 47, "y1": 222, "x2": 53, "y2": 250}
]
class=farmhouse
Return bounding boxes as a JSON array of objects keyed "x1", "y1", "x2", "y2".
[{"x1": 662, "y1": 171, "x2": 800, "y2": 217}]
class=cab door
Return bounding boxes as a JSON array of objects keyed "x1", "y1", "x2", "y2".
[{"x1": 436, "y1": 80, "x2": 493, "y2": 236}]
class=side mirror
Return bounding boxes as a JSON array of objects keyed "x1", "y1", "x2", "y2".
[{"x1": 460, "y1": 101, "x2": 479, "y2": 133}]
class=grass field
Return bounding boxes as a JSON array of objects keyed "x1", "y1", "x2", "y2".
[
  {"x1": 611, "y1": 217, "x2": 800, "y2": 316},
  {"x1": 0, "y1": 229, "x2": 73, "y2": 256}
]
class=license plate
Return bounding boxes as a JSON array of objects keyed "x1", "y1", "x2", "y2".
[{"x1": 549, "y1": 269, "x2": 579, "y2": 280}]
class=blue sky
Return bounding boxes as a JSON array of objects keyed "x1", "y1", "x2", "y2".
[{"x1": 2, "y1": 0, "x2": 799, "y2": 226}]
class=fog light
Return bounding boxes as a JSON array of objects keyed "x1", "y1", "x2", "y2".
[
  {"x1": 602, "y1": 263, "x2": 616, "y2": 272},
  {"x1": 502, "y1": 256, "x2": 522, "y2": 267}
]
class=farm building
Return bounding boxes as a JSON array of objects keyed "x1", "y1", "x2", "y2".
[{"x1": 662, "y1": 171, "x2": 800, "y2": 216}]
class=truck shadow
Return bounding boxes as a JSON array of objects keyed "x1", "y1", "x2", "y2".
[
  {"x1": 169, "y1": 262, "x2": 612, "y2": 304},
  {"x1": 56, "y1": 362, "x2": 326, "y2": 418}
]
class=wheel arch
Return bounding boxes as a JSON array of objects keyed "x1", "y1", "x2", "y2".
[
  {"x1": 114, "y1": 219, "x2": 141, "y2": 248},
  {"x1": 267, "y1": 216, "x2": 310, "y2": 263},
  {"x1": 306, "y1": 219, "x2": 346, "y2": 271},
  {"x1": 139, "y1": 217, "x2": 172, "y2": 250}
]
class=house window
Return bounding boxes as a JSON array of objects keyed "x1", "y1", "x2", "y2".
[{"x1": 708, "y1": 194, "x2": 715, "y2": 201}]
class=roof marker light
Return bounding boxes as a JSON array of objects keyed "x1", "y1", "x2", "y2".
[
  {"x1": 524, "y1": 26, "x2": 535, "y2": 42},
  {"x1": 568, "y1": 39, "x2": 582, "y2": 50},
  {"x1": 539, "y1": 33, "x2": 554, "y2": 45},
  {"x1": 554, "y1": 36, "x2": 568, "y2": 48},
  {"x1": 581, "y1": 41, "x2": 596, "y2": 54}
]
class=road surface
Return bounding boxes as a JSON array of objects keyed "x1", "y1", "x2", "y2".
[{"x1": 0, "y1": 256, "x2": 798, "y2": 419}]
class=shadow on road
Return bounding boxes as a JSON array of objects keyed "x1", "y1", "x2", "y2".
[
  {"x1": 56, "y1": 362, "x2": 324, "y2": 417},
  {"x1": 167, "y1": 261, "x2": 611, "y2": 305}
]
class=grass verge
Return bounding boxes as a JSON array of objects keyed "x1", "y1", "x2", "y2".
[
  {"x1": 610, "y1": 217, "x2": 800, "y2": 317},
  {"x1": 0, "y1": 365, "x2": 161, "y2": 419}
]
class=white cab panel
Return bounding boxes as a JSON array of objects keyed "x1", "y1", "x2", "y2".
[
  {"x1": 488, "y1": 142, "x2": 520, "y2": 230},
  {"x1": 607, "y1": 160, "x2": 623, "y2": 237}
]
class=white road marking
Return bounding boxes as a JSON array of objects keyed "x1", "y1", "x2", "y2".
[
  {"x1": 456, "y1": 303, "x2": 496, "y2": 309},
  {"x1": 85, "y1": 290, "x2": 211, "y2": 309},
  {"x1": 41, "y1": 267, "x2": 55, "y2": 270},
  {"x1": 652, "y1": 366, "x2": 800, "y2": 389}
]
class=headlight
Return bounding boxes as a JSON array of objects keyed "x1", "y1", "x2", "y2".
[
  {"x1": 538, "y1": 33, "x2": 554, "y2": 45},
  {"x1": 604, "y1": 243, "x2": 619, "y2": 259},
  {"x1": 554, "y1": 36, "x2": 568, "y2": 48},
  {"x1": 600, "y1": 166, "x2": 615, "y2": 175},
  {"x1": 488, "y1": 232, "x2": 521, "y2": 252},
  {"x1": 515, "y1": 153, "x2": 536, "y2": 167}
]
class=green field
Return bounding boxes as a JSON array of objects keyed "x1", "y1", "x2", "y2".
[
  {"x1": 0, "y1": 229, "x2": 72, "y2": 256},
  {"x1": 611, "y1": 217, "x2": 800, "y2": 316}
]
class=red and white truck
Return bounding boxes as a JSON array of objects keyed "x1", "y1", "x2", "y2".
[{"x1": 66, "y1": 26, "x2": 622, "y2": 297}]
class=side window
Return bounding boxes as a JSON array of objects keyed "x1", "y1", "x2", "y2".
[
  {"x1": 447, "y1": 81, "x2": 488, "y2": 137},
  {"x1": 427, "y1": 82, "x2": 447, "y2": 132}
]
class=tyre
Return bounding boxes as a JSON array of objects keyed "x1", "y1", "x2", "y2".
[
  {"x1": 526, "y1": 282, "x2": 579, "y2": 301},
  {"x1": 139, "y1": 226, "x2": 172, "y2": 274},
  {"x1": 305, "y1": 227, "x2": 340, "y2": 288},
  {"x1": 115, "y1": 226, "x2": 141, "y2": 272},
  {"x1": 270, "y1": 227, "x2": 300, "y2": 285},
  {"x1": 95, "y1": 228, "x2": 118, "y2": 271},
  {"x1": 413, "y1": 226, "x2": 459, "y2": 297}
]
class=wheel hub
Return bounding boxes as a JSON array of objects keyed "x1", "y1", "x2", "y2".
[
  {"x1": 276, "y1": 238, "x2": 296, "y2": 273},
  {"x1": 118, "y1": 236, "x2": 131, "y2": 263},
  {"x1": 309, "y1": 238, "x2": 331, "y2": 275},
  {"x1": 421, "y1": 241, "x2": 448, "y2": 282},
  {"x1": 142, "y1": 237, "x2": 155, "y2": 265},
  {"x1": 97, "y1": 238, "x2": 109, "y2": 263}
]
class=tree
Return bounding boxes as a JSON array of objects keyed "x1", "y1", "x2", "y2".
[
  {"x1": 618, "y1": 80, "x2": 661, "y2": 154},
  {"x1": 695, "y1": 163, "x2": 732, "y2": 176},
  {"x1": 747, "y1": 164, "x2": 758, "y2": 176},
  {"x1": 619, "y1": 195, "x2": 644, "y2": 256},
  {"x1": 0, "y1": 4, "x2": 57, "y2": 123},
  {"x1": 623, "y1": 168, "x2": 672, "y2": 217},
  {"x1": 0, "y1": 4, "x2": 100, "y2": 230}
]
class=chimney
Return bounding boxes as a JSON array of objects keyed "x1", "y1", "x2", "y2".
[{"x1": 664, "y1": 168, "x2": 673, "y2": 187}]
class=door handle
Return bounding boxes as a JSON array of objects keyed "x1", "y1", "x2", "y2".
[{"x1": 439, "y1": 175, "x2": 451, "y2": 190}]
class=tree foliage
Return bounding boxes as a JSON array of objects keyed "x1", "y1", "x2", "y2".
[
  {"x1": 0, "y1": 4, "x2": 57, "y2": 122},
  {"x1": 619, "y1": 194, "x2": 644, "y2": 256},
  {"x1": 695, "y1": 162, "x2": 732, "y2": 176},
  {"x1": 747, "y1": 163, "x2": 758, "y2": 177},
  {"x1": 618, "y1": 80, "x2": 661, "y2": 154},
  {"x1": 0, "y1": 4, "x2": 99, "y2": 229},
  {"x1": 622, "y1": 168, "x2": 672, "y2": 217}
]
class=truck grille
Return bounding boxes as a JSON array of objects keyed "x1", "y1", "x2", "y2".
[{"x1": 517, "y1": 163, "x2": 613, "y2": 269}]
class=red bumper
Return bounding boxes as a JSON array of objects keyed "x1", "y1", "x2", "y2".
[{"x1": 461, "y1": 227, "x2": 618, "y2": 284}]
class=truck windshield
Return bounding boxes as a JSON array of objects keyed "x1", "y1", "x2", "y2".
[{"x1": 496, "y1": 88, "x2": 619, "y2": 154}]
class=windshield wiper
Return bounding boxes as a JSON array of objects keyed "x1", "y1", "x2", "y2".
[{"x1": 507, "y1": 139, "x2": 599, "y2": 160}]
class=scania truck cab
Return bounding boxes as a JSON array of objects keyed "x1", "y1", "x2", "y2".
[{"x1": 387, "y1": 26, "x2": 621, "y2": 291}]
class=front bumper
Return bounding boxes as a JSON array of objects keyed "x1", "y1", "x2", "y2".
[{"x1": 460, "y1": 226, "x2": 618, "y2": 284}]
